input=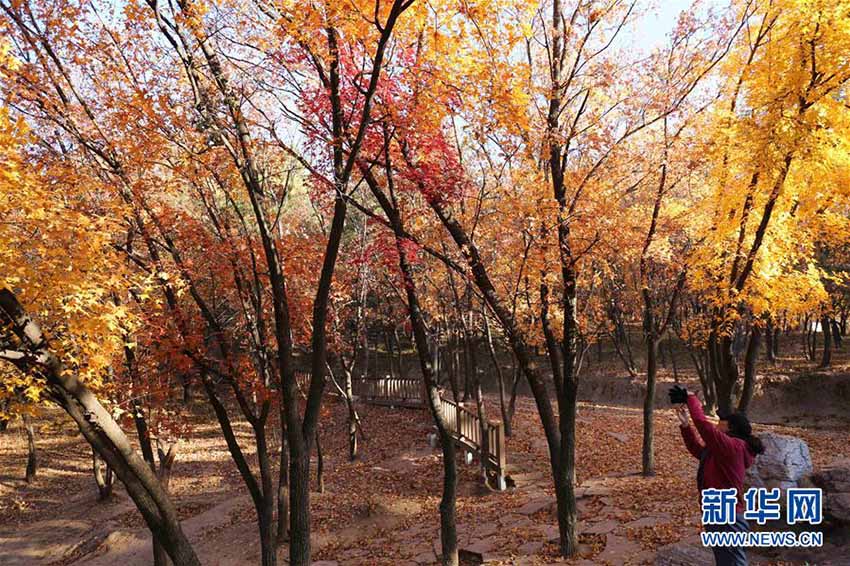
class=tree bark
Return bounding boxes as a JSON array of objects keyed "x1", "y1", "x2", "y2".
[
  {"x1": 820, "y1": 315, "x2": 832, "y2": 368},
  {"x1": 485, "y1": 315, "x2": 517, "y2": 436},
  {"x1": 93, "y1": 448, "x2": 115, "y2": 500},
  {"x1": 393, "y1": 327, "x2": 404, "y2": 378},
  {"x1": 448, "y1": 329, "x2": 460, "y2": 402},
  {"x1": 340, "y1": 363, "x2": 359, "y2": 461},
  {"x1": 0, "y1": 399, "x2": 9, "y2": 432},
  {"x1": 765, "y1": 318, "x2": 776, "y2": 363},
  {"x1": 276, "y1": 429, "x2": 289, "y2": 544},
  {"x1": 737, "y1": 326, "x2": 761, "y2": 414},
  {"x1": 24, "y1": 413, "x2": 37, "y2": 483},
  {"x1": 610, "y1": 326, "x2": 638, "y2": 377},
  {"x1": 385, "y1": 330, "x2": 396, "y2": 379},
  {"x1": 831, "y1": 319, "x2": 842, "y2": 348},
  {"x1": 154, "y1": 442, "x2": 177, "y2": 566},
  {"x1": 470, "y1": 317, "x2": 489, "y2": 485},
  {"x1": 772, "y1": 324, "x2": 780, "y2": 358},
  {"x1": 690, "y1": 349, "x2": 717, "y2": 414},
  {"x1": 315, "y1": 430, "x2": 325, "y2": 494},
  {"x1": 642, "y1": 338, "x2": 659, "y2": 476},
  {"x1": 710, "y1": 333, "x2": 739, "y2": 416},
  {"x1": 288, "y1": 447, "x2": 311, "y2": 566}
]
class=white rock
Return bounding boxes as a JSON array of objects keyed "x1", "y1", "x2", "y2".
[{"x1": 745, "y1": 432, "x2": 812, "y2": 490}]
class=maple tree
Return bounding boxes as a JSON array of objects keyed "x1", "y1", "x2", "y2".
[
  {"x1": 1, "y1": 0, "x2": 849, "y2": 565},
  {"x1": 0, "y1": 83, "x2": 200, "y2": 565}
]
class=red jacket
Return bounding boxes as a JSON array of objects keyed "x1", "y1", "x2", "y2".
[{"x1": 680, "y1": 394, "x2": 755, "y2": 511}]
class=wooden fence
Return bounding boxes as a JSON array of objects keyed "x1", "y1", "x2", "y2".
[
  {"x1": 438, "y1": 395, "x2": 507, "y2": 488},
  {"x1": 352, "y1": 376, "x2": 507, "y2": 489},
  {"x1": 352, "y1": 376, "x2": 425, "y2": 408}
]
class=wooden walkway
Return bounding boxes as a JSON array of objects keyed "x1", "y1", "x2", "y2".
[
  {"x1": 352, "y1": 376, "x2": 425, "y2": 409},
  {"x1": 352, "y1": 376, "x2": 508, "y2": 490}
]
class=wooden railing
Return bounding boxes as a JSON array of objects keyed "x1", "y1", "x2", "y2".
[
  {"x1": 352, "y1": 376, "x2": 425, "y2": 405},
  {"x1": 352, "y1": 376, "x2": 507, "y2": 489},
  {"x1": 438, "y1": 395, "x2": 507, "y2": 487}
]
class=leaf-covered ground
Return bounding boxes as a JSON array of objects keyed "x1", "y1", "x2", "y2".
[{"x1": 1, "y1": 383, "x2": 848, "y2": 565}]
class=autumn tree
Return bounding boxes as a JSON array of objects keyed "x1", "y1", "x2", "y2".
[
  {"x1": 688, "y1": 0, "x2": 850, "y2": 414},
  {"x1": 0, "y1": 92, "x2": 200, "y2": 564}
]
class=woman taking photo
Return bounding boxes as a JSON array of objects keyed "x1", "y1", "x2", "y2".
[{"x1": 669, "y1": 385, "x2": 765, "y2": 566}]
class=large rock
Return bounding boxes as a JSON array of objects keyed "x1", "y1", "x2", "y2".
[
  {"x1": 746, "y1": 433, "x2": 813, "y2": 491},
  {"x1": 810, "y1": 458, "x2": 850, "y2": 524}
]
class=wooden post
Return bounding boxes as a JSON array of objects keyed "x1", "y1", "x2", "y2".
[{"x1": 492, "y1": 420, "x2": 506, "y2": 490}]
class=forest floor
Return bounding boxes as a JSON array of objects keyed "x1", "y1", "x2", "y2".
[{"x1": 1, "y1": 369, "x2": 849, "y2": 565}]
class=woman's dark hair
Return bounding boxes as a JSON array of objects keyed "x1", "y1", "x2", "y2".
[{"x1": 721, "y1": 412, "x2": 765, "y2": 455}]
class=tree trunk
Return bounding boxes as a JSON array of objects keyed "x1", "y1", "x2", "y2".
[
  {"x1": 765, "y1": 319, "x2": 776, "y2": 363},
  {"x1": 555, "y1": 370, "x2": 578, "y2": 558},
  {"x1": 709, "y1": 332, "x2": 739, "y2": 416},
  {"x1": 0, "y1": 399, "x2": 9, "y2": 432},
  {"x1": 642, "y1": 338, "x2": 659, "y2": 476},
  {"x1": 393, "y1": 327, "x2": 404, "y2": 378},
  {"x1": 432, "y1": 332, "x2": 442, "y2": 389},
  {"x1": 436, "y1": 424, "x2": 459, "y2": 566},
  {"x1": 277, "y1": 431, "x2": 289, "y2": 544},
  {"x1": 93, "y1": 448, "x2": 115, "y2": 500},
  {"x1": 385, "y1": 330, "x2": 395, "y2": 379},
  {"x1": 691, "y1": 349, "x2": 717, "y2": 414},
  {"x1": 288, "y1": 448, "x2": 311, "y2": 566},
  {"x1": 197, "y1": 373, "x2": 277, "y2": 566},
  {"x1": 23, "y1": 413, "x2": 37, "y2": 483},
  {"x1": 485, "y1": 315, "x2": 516, "y2": 436},
  {"x1": 448, "y1": 330, "x2": 460, "y2": 402},
  {"x1": 667, "y1": 335, "x2": 678, "y2": 381},
  {"x1": 461, "y1": 327, "x2": 472, "y2": 402},
  {"x1": 315, "y1": 430, "x2": 325, "y2": 494},
  {"x1": 801, "y1": 315, "x2": 809, "y2": 358},
  {"x1": 128, "y1": 380, "x2": 168, "y2": 563},
  {"x1": 772, "y1": 325, "x2": 780, "y2": 358},
  {"x1": 470, "y1": 326, "x2": 489, "y2": 485},
  {"x1": 506, "y1": 364, "x2": 520, "y2": 437},
  {"x1": 397, "y1": 257, "x2": 459, "y2": 566},
  {"x1": 255, "y1": 425, "x2": 277, "y2": 566},
  {"x1": 804, "y1": 316, "x2": 817, "y2": 361},
  {"x1": 363, "y1": 332, "x2": 372, "y2": 378},
  {"x1": 737, "y1": 326, "x2": 761, "y2": 414},
  {"x1": 1, "y1": 289, "x2": 199, "y2": 566},
  {"x1": 820, "y1": 315, "x2": 832, "y2": 368},
  {"x1": 153, "y1": 443, "x2": 178, "y2": 566},
  {"x1": 345, "y1": 372, "x2": 358, "y2": 461},
  {"x1": 622, "y1": 324, "x2": 637, "y2": 375},
  {"x1": 611, "y1": 330, "x2": 638, "y2": 377},
  {"x1": 181, "y1": 374, "x2": 192, "y2": 405},
  {"x1": 831, "y1": 319, "x2": 842, "y2": 348}
]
